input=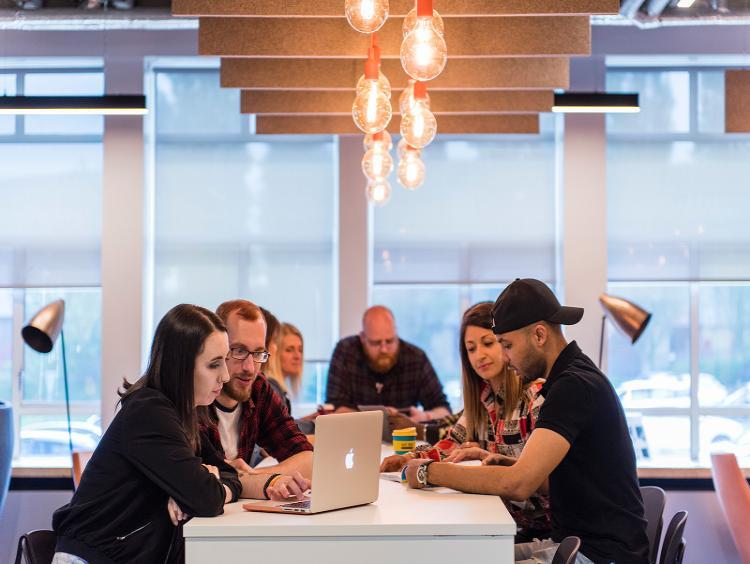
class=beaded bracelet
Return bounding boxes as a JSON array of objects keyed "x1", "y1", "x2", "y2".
[{"x1": 262, "y1": 473, "x2": 282, "y2": 499}]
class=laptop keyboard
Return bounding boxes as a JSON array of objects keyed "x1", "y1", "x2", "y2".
[{"x1": 282, "y1": 499, "x2": 311, "y2": 510}]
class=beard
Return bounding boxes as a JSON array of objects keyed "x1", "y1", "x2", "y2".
[
  {"x1": 220, "y1": 373, "x2": 254, "y2": 403},
  {"x1": 367, "y1": 350, "x2": 398, "y2": 374},
  {"x1": 517, "y1": 350, "x2": 548, "y2": 384}
]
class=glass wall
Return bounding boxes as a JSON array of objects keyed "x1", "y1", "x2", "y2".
[
  {"x1": 150, "y1": 65, "x2": 337, "y2": 407},
  {"x1": 372, "y1": 124, "x2": 558, "y2": 410},
  {"x1": 0, "y1": 60, "x2": 103, "y2": 467},
  {"x1": 607, "y1": 65, "x2": 750, "y2": 465}
]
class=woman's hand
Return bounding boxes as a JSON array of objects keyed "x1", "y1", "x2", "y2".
[
  {"x1": 266, "y1": 472, "x2": 311, "y2": 501},
  {"x1": 380, "y1": 453, "x2": 413, "y2": 472},
  {"x1": 202, "y1": 464, "x2": 220, "y2": 480},
  {"x1": 444, "y1": 446, "x2": 490, "y2": 463},
  {"x1": 482, "y1": 453, "x2": 517, "y2": 466},
  {"x1": 167, "y1": 497, "x2": 188, "y2": 526}
]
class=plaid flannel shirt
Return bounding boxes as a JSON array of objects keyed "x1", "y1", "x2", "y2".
[
  {"x1": 202, "y1": 373, "x2": 313, "y2": 464},
  {"x1": 325, "y1": 335, "x2": 451, "y2": 411}
]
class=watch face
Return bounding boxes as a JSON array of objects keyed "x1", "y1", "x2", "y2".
[{"x1": 417, "y1": 463, "x2": 428, "y2": 486}]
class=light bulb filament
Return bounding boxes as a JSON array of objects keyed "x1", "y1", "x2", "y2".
[{"x1": 361, "y1": 0, "x2": 375, "y2": 21}]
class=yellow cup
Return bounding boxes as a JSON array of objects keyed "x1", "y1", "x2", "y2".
[{"x1": 392, "y1": 427, "x2": 417, "y2": 454}]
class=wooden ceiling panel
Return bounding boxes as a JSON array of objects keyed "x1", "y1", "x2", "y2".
[
  {"x1": 241, "y1": 90, "x2": 553, "y2": 114},
  {"x1": 175, "y1": 0, "x2": 617, "y2": 17},
  {"x1": 199, "y1": 16, "x2": 590, "y2": 58},
  {"x1": 725, "y1": 70, "x2": 750, "y2": 133},
  {"x1": 221, "y1": 58, "x2": 570, "y2": 90},
  {"x1": 254, "y1": 114, "x2": 540, "y2": 134}
]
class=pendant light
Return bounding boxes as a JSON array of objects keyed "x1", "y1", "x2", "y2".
[
  {"x1": 362, "y1": 132, "x2": 394, "y2": 181},
  {"x1": 397, "y1": 145, "x2": 425, "y2": 190},
  {"x1": 400, "y1": 0, "x2": 447, "y2": 82},
  {"x1": 345, "y1": 0, "x2": 389, "y2": 34},
  {"x1": 400, "y1": 81, "x2": 437, "y2": 148},
  {"x1": 352, "y1": 34, "x2": 393, "y2": 134},
  {"x1": 366, "y1": 178, "x2": 392, "y2": 205}
]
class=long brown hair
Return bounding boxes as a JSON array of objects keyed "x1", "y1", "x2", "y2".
[
  {"x1": 280, "y1": 322, "x2": 304, "y2": 396},
  {"x1": 460, "y1": 302, "x2": 522, "y2": 442},
  {"x1": 119, "y1": 304, "x2": 226, "y2": 452}
]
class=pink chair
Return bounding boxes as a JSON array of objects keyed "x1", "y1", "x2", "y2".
[{"x1": 710, "y1": 453, "x2": 750, "y2": 564}]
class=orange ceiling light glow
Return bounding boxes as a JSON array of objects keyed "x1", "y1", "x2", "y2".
[
  {"x1": 397, "y1": 144, "x2": 426, "y2": 190},
  {"x1": 400, "y1": 80, "x2": 437, "y2": 148},
  {"x1": 352, "y1": 34, "x2": 393, "y2": 133},
  {"x1": 400, "y1": 0, "x2": 448, "y2": 82},
  {"x1": 345, "y1": 0, "x2": 390, "y2": 33}
]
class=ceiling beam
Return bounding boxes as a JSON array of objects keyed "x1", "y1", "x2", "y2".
[
  {"x1": 222, "y1": 57, "x2": 570, "y2": 90},
  {"x1": 725, "y1": 70, "x2": 750, "y2": 133},
  {"x1": 241, "y1": 90, "x2": 553, "y2": 114},
  {"x1": 175, "y1": 0, "x2": 618, "y2": 17},
  {"x1": 199, "y1": 16, "x2": 590, "y2": 58},
  {"x1": 254, "y1": 114, "x2": 540, "y2": 134}
]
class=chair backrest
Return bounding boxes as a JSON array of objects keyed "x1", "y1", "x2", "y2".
[
  {"x1": 659, "y1": 511, "x2": 688, "y2": 564},
  {"x1": 552, "y1": 536, "x2": 582, "y2": 564},
  {"x1": 640, "y1": 485, "x2": 667, "y2": 564},
  {"x1": 72, "y1": 450, "x2": 94, "y2": 490},
  {"x1": 14, "y1": 529, "x2": 56, "y2": 564},
  {"x1": 711, "y1": 452, "x2": 750, "y2": 564}
]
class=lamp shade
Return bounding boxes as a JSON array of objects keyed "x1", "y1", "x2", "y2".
[
  {"x1": 21, "y1": 299, "x2": 65, "y2": 354},
  {"x1": 598, "y1": 294, "x2": 651, "y2": 344}
]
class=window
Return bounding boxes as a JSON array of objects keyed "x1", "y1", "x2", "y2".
[
  {"x1": 372, "y1": 124, "x2": 558, "y2": 410},
  {"x1": 149, "y1": 64, "x2": 337, "y2": 409},
  {"x1": 0, "y1": 60, "x2": 103, "y2": 467},
  {"x1": 607, "y1": 65, "x2": 750, "y2": 466}
]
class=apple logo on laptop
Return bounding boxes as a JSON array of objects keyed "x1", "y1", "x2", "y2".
[{"x1": 345, "y1": 448, "x2": 355, "y2": 470}]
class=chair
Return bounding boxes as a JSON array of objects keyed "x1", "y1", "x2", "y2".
[
  {"x1": 14, "y1": 529, "x2": 56, "y2": 564},
  {"x1": 659, "y1": 511, "x2": 688, "y2": 564},
  {"x1": 72, "y1": 450, "x2": 94, "y2": 490},
  {"x1": 640, "y1": 485, "x2": 667, "y2": 564},
  {"x1": 552, "y1": 536, "x2": 582, "y2": 564},
  {"x1": 711, "y1": 452, "x2": 750, "y2": 564}
]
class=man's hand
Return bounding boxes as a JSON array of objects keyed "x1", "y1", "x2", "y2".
[
  {"x1": 404, "y1": 459, "x2": 432, "y2": 489},
  {"x1": 167, "y1": 497, "x2": 188, "y2": 526},
  {"x1": 380, "y1": 453, "x2": 414, "y2": 472},
  {"x1": 387, "y1": 412, "x2": 425, "y2": 440},
  {"x1": 266, "y1": 472, "x2": 311, "y2": 501}
]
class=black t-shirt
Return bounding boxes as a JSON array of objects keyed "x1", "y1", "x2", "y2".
[{"x1": 534, "y1": 342, "x2": 649, "y2": 564}]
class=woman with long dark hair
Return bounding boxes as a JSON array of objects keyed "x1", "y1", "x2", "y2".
[
  {"x1": 52, "y1": 304, "x2": 241, "y2": 564},
  {"x1": 381, "y1": 301, "x2": 551, "y2": 541}
]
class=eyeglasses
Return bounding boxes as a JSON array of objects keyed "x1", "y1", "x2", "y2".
[{"x1": 229, "y1": 347, "x2": 270, "y2": 363}]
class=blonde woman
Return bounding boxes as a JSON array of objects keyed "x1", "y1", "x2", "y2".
[{"x1": 380, "y1": 301, "x2": 551, "y2": 542}]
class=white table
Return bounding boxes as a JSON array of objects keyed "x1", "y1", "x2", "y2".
[{"x1": 184, "y1": 449, "x2": 516, "y2": 563}]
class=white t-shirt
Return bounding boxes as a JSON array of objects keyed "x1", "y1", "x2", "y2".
[{"x1": 214, "y1": 403, "x2": 242, "y2": 461}]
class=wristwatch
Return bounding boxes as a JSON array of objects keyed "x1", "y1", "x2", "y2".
[{"x1": 415, "y1": 460, "x2": 435, "y2": 488}]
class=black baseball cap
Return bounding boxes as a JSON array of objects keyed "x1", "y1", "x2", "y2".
[{"x1": 491, "y1": 278, "x2": 584, "y2": 335}]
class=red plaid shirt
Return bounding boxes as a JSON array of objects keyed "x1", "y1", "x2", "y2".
[{"x1": 202, "y1": 374, "x2": 313, "y2": 464}]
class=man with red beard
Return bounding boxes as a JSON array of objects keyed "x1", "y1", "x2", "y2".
[
  {"x1": 202, "y1": 299, "x2": 313, "y2": 498},
  {"x1": 326, "y1": 305, "x2": 451, "y2": 424}
]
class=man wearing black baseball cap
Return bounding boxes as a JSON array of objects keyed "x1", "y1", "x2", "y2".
[{"x1": 405, "y1": 279, "x2": 649, "y2": 564}]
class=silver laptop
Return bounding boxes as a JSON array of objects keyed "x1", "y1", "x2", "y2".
[{"x1": 243, "y1": 410, "x2": 382, "y2": 514}]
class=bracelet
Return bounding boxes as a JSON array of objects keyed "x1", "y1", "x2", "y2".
[{"x1": 262, "y1": 473, "x2": 282, "y2": 499}]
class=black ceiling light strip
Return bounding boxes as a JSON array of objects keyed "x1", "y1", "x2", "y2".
[
  {"x1": 552, "y1": 92, "x2": 640, "y2": 114},
  {"x1": 0, "y1": 95, "x2": 147, "y2": 114}
]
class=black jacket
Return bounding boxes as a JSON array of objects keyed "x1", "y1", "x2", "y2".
[{"x1": 53, "y1": 387, "x2": 241, "y2": 564}]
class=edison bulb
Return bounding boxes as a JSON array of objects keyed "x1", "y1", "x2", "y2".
[
  {"x1": 397, "y1": 137, "x2": 421, "y2": 159},
  {"x1": 399, "y1": 81, "x2": 431, "y2": 115},
  {"x1": 402, "y1": 7, "x2": 444, "y2": 37},
  {"x1": 345, "y1": 0, "x2": 389, "y2": 33},
  {"x1": 352, "y1": 81, "x2": 392, "y2": 134},
  {"x1": 362, "y1": 146, "x2": 394, "y2": 181},
  {"x1": 400, "y1": 102, "x2": 437, "y2": 148},
  {"x1": 400, "y1": 17, "x2": 447, "y2": 81},
  {"x1": 363, "y1": 130, "x2": 393, "y2": 152},
  {"x1": 357, "y1": 71, "x2": 391, "y2": 97},
  {"x1": 398, "y1": 153, "x2": 425, "y2": 190},
  {"x1": 366, "y1": 178, "x2": 392, "y2": 206}
]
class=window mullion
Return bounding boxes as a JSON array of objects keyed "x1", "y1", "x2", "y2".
[{"x1": 689, "y1": 282, "x2": 700, "y2": 462}]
